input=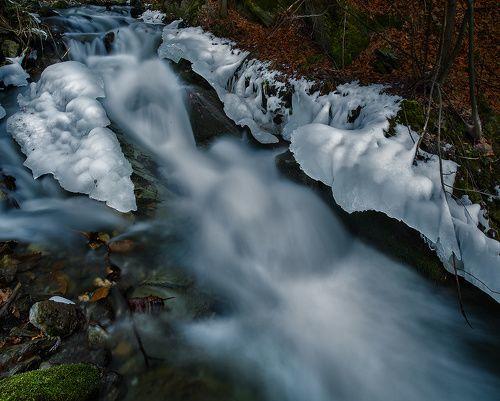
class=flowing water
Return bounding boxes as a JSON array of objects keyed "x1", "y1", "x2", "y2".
[{"x1": 1, "y1": 6, "x2": 499, "y2": 401}]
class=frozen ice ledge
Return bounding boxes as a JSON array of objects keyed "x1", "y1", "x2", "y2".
[
  {"x1": 158, "y1": 20, "x2": 500, "y2": 302},
  {"x1": 6, "y1": 61, "x2": 136, "y2": 213}
]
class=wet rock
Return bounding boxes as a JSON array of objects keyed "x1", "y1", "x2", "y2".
[
  {"x1": 41, "y1": 332, "x2": 110, "y2": 368},
  {"x1": 87, "y1": 324, "x2": 111, "y2": 350},
  {"x1": 99, "y1": 370, "x2": 123, "y2": 401},
  {"x1": 275, "y1": 150, "x2": 316, "y2": 186},
  {"x1": 0, "y1": 363, "x2": 101, "y2": 401},
  {"x1": 1, "y1": 40, "x2": 20, "y2": 58},
  {"x1": 0, "y1": 338, "x2": 58, "y2": 377},
  {"x1": 347, "y1": 105, "x2": 363, "y2": 124},
  {"x1": 104, "y1": 31, "x2": 115, "y2": 53},
  {"x1": 85, "y1": 298, "x2": 114, "y2": 326},
  {"x1": 0, "y1": 255, "x2": 17, "y2": 284},
  {"x1": 6, "y1": 355, "x2": 42, "y2": 376},
  {"x1": 29, "y1": 299, "x2": 83, "y2": 337}
]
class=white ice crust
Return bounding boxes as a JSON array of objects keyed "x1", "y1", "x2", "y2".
[
  {"x1": 7, "y1": 61, "x2": 136, "y2": 213},
  {"x1": 0, "y1": 56, "x2": 30, "y2": 87},
  {"x1": 139, "y1": 9, "x2": 166, "y2": 25},
  {"x1": 159, "y1": 22, "x2": 500, "y2": 301}
]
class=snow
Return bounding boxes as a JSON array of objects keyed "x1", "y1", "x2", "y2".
[
  {"x1": 0, "y1": 105, "x2": 5, "y2": 120},
  {"x1": 139, "y1": 9, "x2": 166, "y2": 25},
  {"x1": 0, "y1": 56, "x2": 30, "y2": 87},
  {"x1": 6, "y1": 61, "x2": 136, "y2": 213},
  {"x1": 159, "y1": 22, "x2": 500, "y2": 301},
  {"x1": 49, "y1": 296, "x2": 75, "y2": 304}
]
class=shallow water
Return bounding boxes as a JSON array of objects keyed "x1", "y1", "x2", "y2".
[{"x1": 1, "y1": 6, "x2": 499, "y2": 401}]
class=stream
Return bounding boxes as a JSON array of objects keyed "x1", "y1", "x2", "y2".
[{"x1": 1, "y1": 6, "x2": 500, "y2": 401}]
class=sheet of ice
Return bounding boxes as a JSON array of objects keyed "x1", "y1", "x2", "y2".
[
  {"x1": 159, "y1": 23, "x2": 283, "y2": 144},
  {"x1": 139, "y1": 9, "x2": 165, "y2": 25},
  {"x1": 6, "y1": 61, "x2": 136, "y2": 213},
  {"x1": 0, "y1": 104, "x2": 5, "y2": 119},
  {"x1": 49, "y1": 296, "x2": 75, "y2": 304},
  {"x1": 159, "y1": 22, "x2": 500, "y2": 301},
  {"x1": 0, "y1": 56, "x2": 30, "y2": 87},
  {"x1": 290, "y1": 121, "x2": 499, "y2": 301}
]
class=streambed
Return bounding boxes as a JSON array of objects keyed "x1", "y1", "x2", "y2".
[{"x1": 0, "y1": 6, "x2": 499, "y2": 401}]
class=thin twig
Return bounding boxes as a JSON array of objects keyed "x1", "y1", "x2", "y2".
[{"x1": 437, "y1": 86, "x2": 471, "y2": 328}]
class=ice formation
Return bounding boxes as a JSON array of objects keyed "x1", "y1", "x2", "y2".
[
  {"x1": 0, "y1": 56, "x2": 30, "y2": 87},
  {"x1": 0, "y1": 105, "x2": 5, "y2": 120},
  {"x1": 159, "y1": 22, "x2": 500, "y2": 301},
  {"x1": 159, "y1": 22, "x2": 284, "y2": 144},
  {"x1": 139, "y1": 9, "x2": 166, "y2": 25},
  {"x1": 6, "y1": 61, "x2": 136, "y2": 213}
]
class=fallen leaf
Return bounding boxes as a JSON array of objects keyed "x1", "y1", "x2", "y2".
[
  {"x1": 93, "y1": 277, "x2": 112, "y2": 288},
  {"x1": 78, "y1": 293, "x2": 90, "y2": 302},
  {"x1": 108, "y1": 239, "x2": 135, "y2": 254},
  {"x1": 90, "y1": 286, "x2": 110, "y2": 302},
  {"x1": 0, "y1": 287, "x2": 13, "y2": 307},
  {"x1": 128, "y1": 295, "x2": 173, "y2": 314},
  {"x1": 52, "y1": 272, "x2": 70, "y2": 295}
]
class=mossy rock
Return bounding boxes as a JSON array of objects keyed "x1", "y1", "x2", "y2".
[
  {"x1": 241, "y1": 0, "x2": 275, "y2": 27},
  {"x1": 163, "y1": 0, "x2": 205, "y2": 25},
  {"x1": 385, "y1": 99, "x2": 425, "y2": 137},
  {"x1": 301, "y1": 1, "x2": 371, "y2": 66},
  {"x1": 1, "y1": 40, "x2": 20, "y2": 59},
  {"x1": 0, "y1": 364, "x2": 101, "y2": 401}
]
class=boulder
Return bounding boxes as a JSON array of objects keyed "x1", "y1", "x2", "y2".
[{"x1": 29, "y1": 299, "x2": 82, "y2": 337}]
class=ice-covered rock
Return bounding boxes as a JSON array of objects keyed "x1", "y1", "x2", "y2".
[
  {"x1": 139, "y1": 9, "x2": 166, "y2": 24},
  {"x1": 290, "y1": 121, "x2": 500, "y2": 301},
  {"x1": 7, "y1": 61, "x2": 136, "y2": 213},
  {"x1": 159, "y1": 22, "x2": 500, "y2": 301},
  {"x1": 159, "y1": 22, "x2": 282, "y2": 144},
  {"x1": 0, "y1": 56, "x2": 29, "y2": 87}
]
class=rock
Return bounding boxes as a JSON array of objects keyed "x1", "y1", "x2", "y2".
[
  {"x1": 0, "y1": 338, "x2": 58, "y2": 377},
  {"x1": 372, "y1": 48, "x2": 400, "y2": 74},
  {"x1": 242, "y1": 0, "x2": 276, "y2": 27},
  {"x1": 0, "y1": 255, "x2": 17, "y2": 284},
  {"x1": 275, "y1": 150, "x2": 316, "y2": 186},
  {"x1": 0, "y1": 363, "x2": 101, "y2": 401},
  {"x1": 104, "y1": 31, "x2": 115, "y2": 53},
  {"x1": 99, "y1": 370, "x2": 123, "y2": 401},
  {"x1": 87, "y1": 324, "x2": 111, "y2": 350},
  {"x1": 29, "y1": 299, "x2": 83, "y2": 337},
  {"x1": 85, "y1": 298, "x2": 114, "y2": 326},
  {"x1": 41, "y1": 332, "x2": 110, "y2": 368},
  {"x1": 1, "y1": 40, "x2": 20, "y2": 59}
]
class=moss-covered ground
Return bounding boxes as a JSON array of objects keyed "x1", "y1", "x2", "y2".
[{"x1": 0, "y1": 364, "x2": 101, "y2": 401}]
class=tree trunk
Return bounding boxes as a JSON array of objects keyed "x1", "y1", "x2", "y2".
[
  {"x1": 466, "y1": 0, "x2": 482, "y2": 140},
  {"x1": 220, "y1": 0, "x2": 228, "y2": 17}
]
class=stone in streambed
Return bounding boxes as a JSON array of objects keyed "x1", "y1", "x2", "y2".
[
  {"x1": 41, "y1": 331, "x2": 111, "y2": 369},
  {"x1": 29, "y1": 299, "x2": 82, "y2": 337},
  {"x1": 0, "y1": 338, "x2": 58, "y2": 378}
]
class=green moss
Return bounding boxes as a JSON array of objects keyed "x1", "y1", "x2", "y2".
[
  {"x1": 0, "y1": 364, "x2": 101, "y2": 401},
  {"x1": 163, "y1": 0, "x2": 204, "y2": 25},
  {"x1": 385, "y1": 100, "x2": 425, "y2": 137},
  {"x1": 242, "y1": 0, "x2": 275, "y2": 26}
]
